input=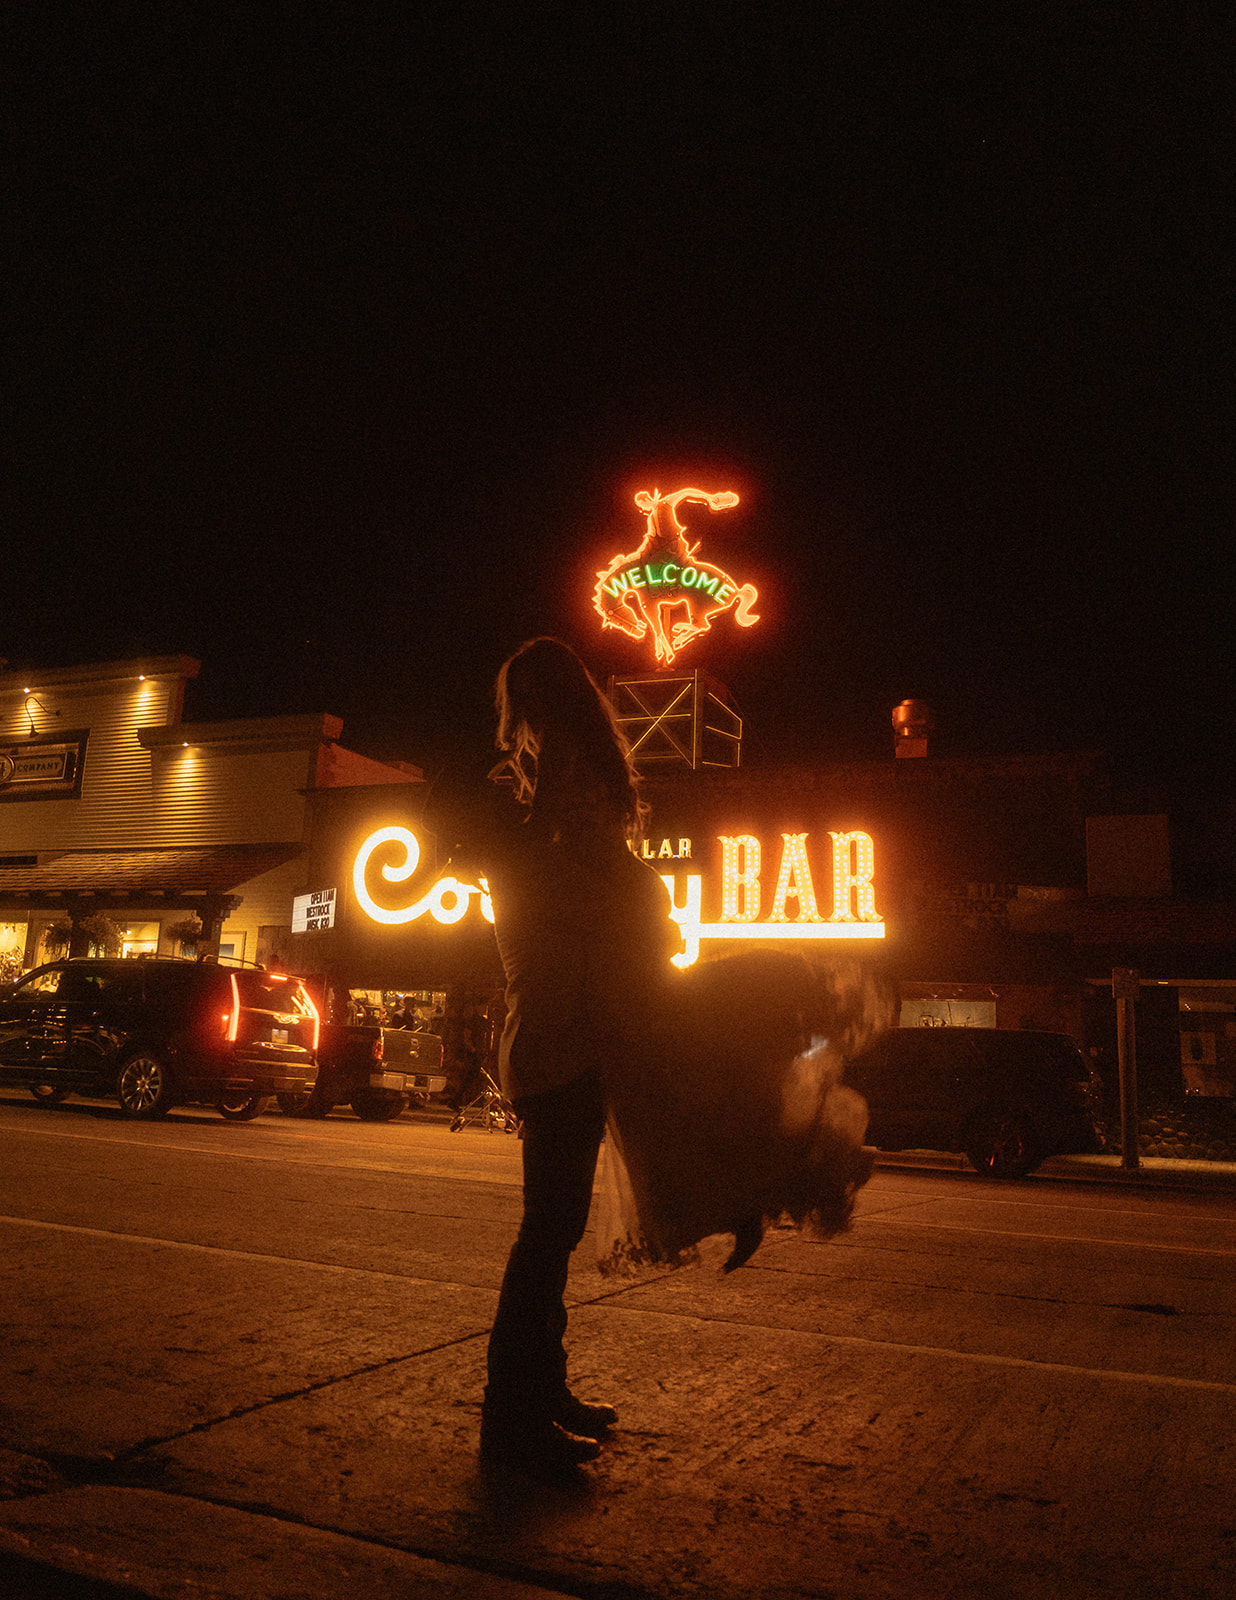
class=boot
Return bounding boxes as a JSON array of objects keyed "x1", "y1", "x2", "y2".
[
  {"x1": 480, "y1": 1412, "x2": 602, "y2": 1480},
  {"x1": 551, "y1": 1391, "x2": 619, "y2": 1439}
]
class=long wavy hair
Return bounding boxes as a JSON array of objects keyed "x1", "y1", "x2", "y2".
[{"x1": 494, "y1": 637, "x2": 647, "y2": 842}]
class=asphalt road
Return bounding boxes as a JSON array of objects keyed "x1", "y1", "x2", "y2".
[{"x1": 1, "y1": 1091, "x2": 1234, "y2": 1599}]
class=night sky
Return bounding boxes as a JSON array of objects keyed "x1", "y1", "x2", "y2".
[{"x1": 6, "y1": 8, "x2": 1230, "y2": 785}]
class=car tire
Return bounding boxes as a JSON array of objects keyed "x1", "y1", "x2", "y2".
[
  {"x1": 963, "y1": 1104, "x2": 1041, "y2": 1179},
  {"x1": 30, "y1": 1084, "x2": 71, "y2": 1107},
  {"x1": 217, "y1": 1093, "x2": 271, "y2": 1121},
  {"x1": 350, "y1": 1088, "x2": 408, "y2": 1122},
  {"x1": 277, "y1": 1086, "x2": 332, "y2": 1118},
  {"x1": 116, "y1": 1052, "x2": 174, "y2": 1118}
]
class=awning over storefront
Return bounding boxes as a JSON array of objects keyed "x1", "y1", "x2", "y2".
[{"x1": 0, "y1": 845, "x2": 303, "y2": 907}]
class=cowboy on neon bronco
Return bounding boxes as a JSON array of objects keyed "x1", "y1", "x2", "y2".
[{"x1": 592, "y1": 486, "x2": 759, "y2": 667}]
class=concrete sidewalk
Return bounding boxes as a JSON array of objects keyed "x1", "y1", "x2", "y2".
[
  {"x1": 2, "y1": 1148, "x2": 1234, "y2": 1600},
  {"x1": 0, "y1": 1475, "x2": 569, "y2": 1599}
]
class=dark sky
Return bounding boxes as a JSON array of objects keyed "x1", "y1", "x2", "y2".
[{"x1": 5, "y1": 7, "x2": 1230, "y2": 783}]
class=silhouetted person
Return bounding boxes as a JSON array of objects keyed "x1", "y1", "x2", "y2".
[{"x1": 474, "y1": 637, "x2": 679, "y2": 1478}]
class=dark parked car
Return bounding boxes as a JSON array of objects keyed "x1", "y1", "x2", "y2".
[
  {"x1": 0, "y1": 957, "x2": 318, "y2": 1120},
  {"x1": 276, "y1": 1022, "x2": 447, "y2": 1122},
  {"x1": 843, "y1": 1027, "x2": 1105, "y2": 1178}
]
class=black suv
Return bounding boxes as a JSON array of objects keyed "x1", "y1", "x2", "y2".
[
  {"x1": 843, "y1": 1027, "x2": 1105, "y2": 1178},
  {"x1": 0, "y1": 958, "x2": 318, "y2": 1120}
]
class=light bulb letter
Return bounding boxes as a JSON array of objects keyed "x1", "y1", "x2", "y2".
[
  {"x1": 829, "y1": 831, "x2": 879, "y2": 922},
  {"x1": 770, "y1": 833, "x2": 822, "y2": 922},
  {"x1": 719, "y1": 834, "x2": 761, "y2": 922}
]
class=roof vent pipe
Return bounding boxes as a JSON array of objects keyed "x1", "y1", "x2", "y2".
[{"x1": 892, "y1": 699, "x2": 935, "y2": 758}]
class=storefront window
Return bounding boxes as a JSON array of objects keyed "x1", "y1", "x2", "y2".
[
  {"x1": 0, "y1": 920, "x2": 27, "y2": 983},
  {"x1": 119, "y1": 922, "x2": 160, "y2": 958},
  {"x1": 900, "y1": 999, "x2": 997, "y2": 1029},
  {"x1": 1179, "y1": 989, "x2": 1236, "y2": 1097},
  {"x1": 336, "y1": 988, "x2": 446, "y2": 1028}
]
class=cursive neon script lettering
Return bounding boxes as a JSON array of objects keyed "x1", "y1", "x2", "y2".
[{"x1": 352, "y1": 826, "x2": 494, "y2": 927}]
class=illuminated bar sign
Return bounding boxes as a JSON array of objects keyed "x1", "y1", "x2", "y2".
[
  {"x1": 593, "y1": 487, "x2": 759, "y2": 666},
  {"x1": 661, "y1": 830, "x2": 883, "y2": 966},
  {"x1": 349, "y1": 825, "x2": 883, "y2": 967}
]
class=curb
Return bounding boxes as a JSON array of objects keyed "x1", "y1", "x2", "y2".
[
  {"x1": 0, "y1": 1484, "x2": 566, "y2": 1600},
  {"x1": 873, "y1": 1148, "x2": 1236, "y2": 1191}
]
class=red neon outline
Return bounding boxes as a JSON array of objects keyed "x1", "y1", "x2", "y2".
[{"x1": 593, "y1": 487, "x2": 759, "y2": 666}]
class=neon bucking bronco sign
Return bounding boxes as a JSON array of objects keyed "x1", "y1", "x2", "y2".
[{"x1": 593, "y1": 486, "x2": 760, "y2": 667}]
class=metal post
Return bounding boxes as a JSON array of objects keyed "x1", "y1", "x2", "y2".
[{"x1": 1113, "y1": 967, "x2": 1140, "y2": 1171}]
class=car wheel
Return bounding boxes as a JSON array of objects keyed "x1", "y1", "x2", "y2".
[
  {"x1": 277, "y1": 1086, "x2": 332, "y2": 1118},
  {"x1": 963, "y1": 1104, "x2": 1040, "y2": 1179},
  {"x1": 350, "y1": 1088, "x2": 408, "y2": 1122},
  {"x1": 30, "y1": 1084, "x2": 71, "y2": 1107},
  {"x1": 217, "y1": 1093, "x2": 271, "y2": 1121},
  {"x1": 116, "y1": 1052, "x2": 174, "y2": 1118}
]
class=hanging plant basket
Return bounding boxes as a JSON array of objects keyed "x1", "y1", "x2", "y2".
[
  {"x1": 167, "y1": 916, "x2": 204, "y2": 955},
  {"x1": 79, "y1": 912, "x2": 123, "y2": 957}
]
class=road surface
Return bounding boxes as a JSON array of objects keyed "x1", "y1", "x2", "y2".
[{"x1": 1, "y1": 1092, "x2": 1234, "y2": 1598}]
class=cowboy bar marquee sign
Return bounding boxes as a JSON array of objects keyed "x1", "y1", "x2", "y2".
[
  {"x1": 593, "y1": 487, "x2": 759, "y2": 667},
  {"x1": 349, "y1": 825, "x2": 884, "y2": 968}
]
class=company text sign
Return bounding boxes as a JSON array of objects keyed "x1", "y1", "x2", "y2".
[{"x1": 0, "y1": 733, "x2": 88, "y2": 803}]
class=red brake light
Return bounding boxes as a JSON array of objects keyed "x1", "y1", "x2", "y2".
[
  {"x1": 223, "y1": 973, "x2": 241, "y2": 1042},
  {"x1": 302, "y1": 987, "x2": 320, "y2": 1053},
  {"x1": 370, "y1": 1035, "x2": 384, "y2": 1061}
]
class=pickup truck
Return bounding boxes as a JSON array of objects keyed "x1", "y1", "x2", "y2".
[{"x1": 276, "y1": 1022, "x2": 447, "y2": 1121}]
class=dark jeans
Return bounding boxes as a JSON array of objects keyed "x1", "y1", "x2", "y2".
[{"x1": 484, "y1": 1068, "x2": 606, "y2": 1421}]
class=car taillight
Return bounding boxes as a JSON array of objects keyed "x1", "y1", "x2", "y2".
[
  {"x1": 222, "y1": 973, "x2": 241, "y2": 1042},
  {"x1": 370, "y1": 1035, "x2": 384, "y2": 1062},
  {"x1": 303, "y1": 988, "x2": 320, "y2": 1053}
]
